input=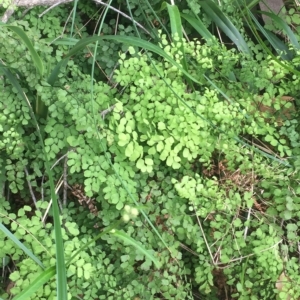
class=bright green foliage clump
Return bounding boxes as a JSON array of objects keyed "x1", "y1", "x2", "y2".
[{"x1": 2, "y1": 2, "x2": 300, "y2": 300}]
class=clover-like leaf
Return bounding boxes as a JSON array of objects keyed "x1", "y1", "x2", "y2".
[
  {"x1": 156, "y1": 141, "x2": 164, "y2": 152},
  {"x1": 145, "y1": 157, "x2": 153, "y2": 166},
  {"x1": 118, "y1": 133, "x2": 130, "y2": 147},
  {"x1": 125, "y1": 141, "x2": 134, "y2": 157}
]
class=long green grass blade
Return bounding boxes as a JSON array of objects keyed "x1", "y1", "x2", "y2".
[
  {"x1": 245, "y1": 0, "x2": 260, "y2": 9},
  {"x1": 0, "y1": 25, "x2": 44, "y2": 76},
  {"x1": 238, "y1": 0, "x2": 260, "y2": 13},
  {"x1": 264, "y1": 29, "x2": 292, "y2": 59},
  {"x1": 2, "y1": 66, "x2": 68, "y2": 300},
  {"x1": 167, "y1": 3, "x2": 183, "y2": 39},
  {"x1": 0, "y1": 24, "x2": 47, "y2": 117},
  {"x1": 52, "y1": 37, "x2": 79, "y2": 46},
  {"x1": 199, "y1": 0, "x2": 251, "y2": 54},
  {"x1": 248, "y1": 10, "x2": 292, "y2": 60},
  {"x1": 69, "y1": 0, "x2": 79, "y2": 38},
  {"x1": 0, "y1": 222, "x2": 44, "y2": 269},
  {"x1": 166, "y1": 3, "x2": 193, "y2": 88},
  {"x1": 111, "y1": 230, "x2": 161, "y2": 269},
  {"x1": 141, "y1": 0, "x2": 170, "y2": 40},
  {"x1": 181, "y1": 13, "x2": 214, "y2": 42},
  {"x1": 242, "y1": 7, "x2": 300, "y2": 74},
  {"x1": 13, "y1": 266, "x2": 56, "y2": 300},
  {"x1": 259, "y1": 10, "x2": 300, "y2": 50}
]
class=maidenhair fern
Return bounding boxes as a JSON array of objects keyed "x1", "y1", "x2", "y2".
[{"x1": 2, "y1": 3, "x2": 300, "y2": 299}]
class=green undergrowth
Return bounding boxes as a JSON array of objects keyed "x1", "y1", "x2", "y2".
[{"x1": 1, "y1": 1, "x2": 300, "y2": 300}]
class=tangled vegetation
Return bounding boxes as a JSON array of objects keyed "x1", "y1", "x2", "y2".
[{"x1": 1, "y1": 0, "x2": 300, "y2": 299}]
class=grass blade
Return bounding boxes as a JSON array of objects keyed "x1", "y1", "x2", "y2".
[
  {"x1": 52, "y1": 37, "x2": 79, "y2": 46},
  {"x1": 13, "y1": 266, "x2": 56, "y2": 300},
  {"x1": 245, "y1": 0, "x2": 260, "y2": 10},
  {"x1": 2, "y1": 66, "x2": 68, "y2": 299},
  {"x1": 0, "y1": 223, "x2": 44, "y2": 269},
  {"x1": 0, "y1": 24, "x2": 47, "y2": 117},
  {"x1": 167, "y1": 3, "x2": 183, "y2": 39},
  {"x1": 199, "y1": 0, "x2": 251, "y2": 54},
  {"x1": 167, "y1": 3, "x2": 193, "y2": 88},
  {"x1": 111, "y1": 230, "x2": 161, "y2": 269},
  {"x1": 259, "y1": 10, "x2": 300, "y2": 50},
  {"x1": 141, "y1": 0, "x2": 171, "y2": 41},
  {"x1": 238, "y1": 6, "x2": 299, "y2": 72},
  {"x1": 181, "y1": 13, "x2": 214, "y2": 42},
  {"x1": 0, "y1": 25, "x2": 44, "y2": 76},
  {"x1": 248, "y1": 9, "x2": 293, "y2": 60}
]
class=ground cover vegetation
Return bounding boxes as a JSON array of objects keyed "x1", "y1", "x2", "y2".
[{"x1": 1, "y1": 0, "x2": 300, "y2": 299}]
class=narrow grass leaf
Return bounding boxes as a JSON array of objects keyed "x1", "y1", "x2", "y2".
[
  {"x1": 69, "y1": 0, "x2": 79, "y2": 38},
  {"x1": 181, "y1": 13, "x2": 214, "y2": 42},
  {"x1": 47, "y1": 59, "x2": 68, "y2": 86},
  {"x1": 0, "y1": 25, "x2": 44, "y2": 76},
  {"x1": 263, "y1": 29, "x2": 292, "y2": 60},
  {"x1": 52, "y1": 37, "x2": 79, "y2": 46},
  {"x1": 2, "y1": 66, "x2": 68, "y2": 300},
  {"x1": 0, "y1": 25, "x2": 47, "y2": 117},
  {"x1": 142, "y1": 0, "x2": 170, "y2": 40},
  {"x1": 243, "y1": 8, "x2": 300, "y2": 72},
  {"x1": 13, "y1": 266, "x2": 56, "y2": 300},
  {"x1": 51, "y1": 189, "x2": 67, "y2": 299},
  {"x1": 199, "y1": 0, "x2": 251, "y2": 54},
  {"x1": 0, "y1": 223, "x2": 44, "y2": 269},
  {"x1": 259, "y1": 10, "x2": 300, "y2": 49},
  {"x1": 166, "y1": 3, "x2": 193, "y2": 88},
  {"x1": 156, "y1": 1, "x2": 167, "y2": 13},
  {"x1": 167, "y1": 3, "x2": 183, "y2": 39},
  {"x1": 248, "y1": 10, "x2": 292, "y2": 60},
  {"x1": 111, "y1": 230, "x2": 161, "y2": 269},
  {"x1": 238, "y1": 0, "x2": 260, "y2": 13},
  {"x1": 245, "y1": 0, "x2": 259, "y2": 9}
]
